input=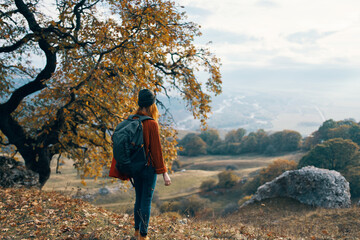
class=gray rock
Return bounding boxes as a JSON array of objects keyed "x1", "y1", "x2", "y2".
[
  {"x1": 0, "y1": 156, "x2": 40, "y2": 188},
  {"x1": 99, "y1": 187, "x2": 110, "y2": 195},
  {"x1": 242, "y1": 166, "x2": 351, "y2": 208}
]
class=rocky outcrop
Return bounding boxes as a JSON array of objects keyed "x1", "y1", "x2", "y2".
[
  {"x1": 0, "y1": 156, "x2": 40, "y2": 188},
  {"x1": 242, "y1": 166, "x2": 351, "y2": 208}
]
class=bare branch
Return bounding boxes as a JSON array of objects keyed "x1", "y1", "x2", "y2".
[
  {"x1": 0, "y1": 9, "x2": 20, "y2": 21},
  {"x1": 156, "y1": 98, "x2": 175, "y2": 122},
  {"x1": 1, "y1": 64, "x2": 36, "y2": 78},
  {"x1": 0, "y1": 33, "x2": 35, "y2": 53},
  {"x1": 73, "y1": 0, "x2": 86, "y2": 32}
]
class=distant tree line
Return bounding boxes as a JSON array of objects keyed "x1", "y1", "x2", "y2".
[
  {"x1": 178, "y1": 128, "x2": 302, "y2": 156},
  {"x1": 303, "y1": 119, "x2": 360, "y2": 149}
]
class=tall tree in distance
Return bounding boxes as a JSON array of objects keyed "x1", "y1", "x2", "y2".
[{"x1": 0, "y1": 0, "x2": 222, "y2": 186}]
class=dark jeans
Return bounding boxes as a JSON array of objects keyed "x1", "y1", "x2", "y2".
[{"x1": 133, "y1": 165, "x2": 157, "y2": 236}]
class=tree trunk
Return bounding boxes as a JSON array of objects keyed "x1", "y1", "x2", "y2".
[
  {"x1": 0, "y1": 113, "x2": 52, "y2": 187},
  {"x1": 23, "y1": 148, "x2": 52, "y2": 187}
]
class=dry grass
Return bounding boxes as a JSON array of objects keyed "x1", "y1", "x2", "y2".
[{"x1": 230, "y1": 197, "x2": 360, "y2": 239}]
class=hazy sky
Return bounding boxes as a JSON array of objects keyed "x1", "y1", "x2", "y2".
[{"x1": 176, "y1": 0, "x2": 360, "y2": 95}]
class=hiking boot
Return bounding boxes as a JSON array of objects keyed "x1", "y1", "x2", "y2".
[{"x1": 139, "y1": 235, "x2": 149, "y2": 240}]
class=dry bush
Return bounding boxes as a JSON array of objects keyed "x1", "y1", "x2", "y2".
[
  {"x1": 217, "y1": 170, "x2": 239, "y2": 189},
  {"x1": 200, "y1": 179, "x2": 217, "y2": 192},
  {"x1": 242, "y1": 159, "x2": 297, "y2": 194}
]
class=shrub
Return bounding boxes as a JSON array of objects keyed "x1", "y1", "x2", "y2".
[
  {"x1": 199, "y1": 129, "x2": 220, "y2": 147},
  {"x1": 217, "y1": 170, "x2": 239, "y2": 189},
  {"x1": 226, "y1": 165, "x2": 237, "y2": 171},
  {"x1": 181, "y1": 195, "x2": 209, "y2": 217},
  {"x1": 344, "y1": 166, "x2": 360, "y2": 198},
  {"x1": 171, "y1": 159, "x2": 182, "y2": 172},
  {"x1": 241, "y1": 159, "x2": 297, "y2": 195},
  {"x1": 242, "y1": 176, "x2": 261, "y2": 195},
  {"x1": 178, "y1": 133, "x2": 207, "y2": 156},
  {"x1": 259, "y1": 159, "x2": 297, "y2": 184},
  {"x1": 200, "y1": 179, "x2": 217, "y2": 192}
]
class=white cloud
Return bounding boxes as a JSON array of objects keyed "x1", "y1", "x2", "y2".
[
  {"x1": 286, "y1": 30, "x2": 336, "y2": 44},
  {"x1": 177, "y1": 0, "x2": 360, "y2": 68}
]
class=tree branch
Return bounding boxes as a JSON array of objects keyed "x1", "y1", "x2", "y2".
[
  {"x1": 1, "y1": 64, "x2": 36, "y2": 78},
  {"x1": 0, "y1": 33, "x2": 35, "y2": 53},
  {"x1": 14, "y1": 0, "x2": 41, "y2": 32},
  {"x1": 0, "y1": 9, "x2": 20, "y2": 23}
]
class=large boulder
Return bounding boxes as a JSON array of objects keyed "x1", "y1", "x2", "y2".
[
  {"x1": 242, "y1": 166, "x2": 351, "y2": 208},
  {"x1": 0, "y1": 156, "x2": 40, "y2": 188}
]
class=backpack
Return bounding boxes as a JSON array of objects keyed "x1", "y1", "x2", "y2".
[{"x1": 110, "y1": 114, "x2": 153, "y2": 181}]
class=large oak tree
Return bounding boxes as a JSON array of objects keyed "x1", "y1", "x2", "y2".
[{"x1": 0, "y1": 0, "x2": 221, "y2": 186}]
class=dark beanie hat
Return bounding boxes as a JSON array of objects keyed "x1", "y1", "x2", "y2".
[{"x1": 138, "y1": 89, "x2": 156, "y2": 107}]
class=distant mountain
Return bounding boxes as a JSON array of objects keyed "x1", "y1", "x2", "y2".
[{"x1": 158, "y1": 90, "x2": 327, "y2": 136}]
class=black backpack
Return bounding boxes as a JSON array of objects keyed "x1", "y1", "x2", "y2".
[{"x1": 112, "y1": 114, "x2": 152, "y2": 180}]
